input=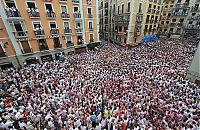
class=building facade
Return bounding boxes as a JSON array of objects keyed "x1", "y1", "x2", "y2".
[
  {"x1": 100, "y1": 0, "x2": 163, "y2": 46},
  {"x1": 0, "y1": 0, "x2": 99, "y2": 69},
  {"x1": 183, "y1": 0, "x2": 200, "y2": 39},
  {"x1": 158, "y1": 0, "x2": 200, "y2": 39},
  {"x1": 98, "y1": 0, "x2": 109, "y2": 41}
]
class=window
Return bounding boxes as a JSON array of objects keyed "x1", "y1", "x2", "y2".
[
  {"x1": 64, "y1": 22, "x2": 70, "y2": 29},
  {"x1": 170, "y1": 28, "x2": 173, "y2": 32},
  {"x1": 192, "y1": 13, "x2": 196, "y2": 16},
  {"x1": 118, "y1": 6, "x2": 120, "y2": 14},
  {"x1": 189, "y1": 21, "x2": 193, "y2": 24},
  {"x1": 0, "y1": 43, "x2": 6, "y2": 57},
  {"x1": 139, "y1": 3, "x2": 142, "y2": 13},
  {"x1": 89, "y1": 21, "x2": 93, "y2": 29},
  {"x1": 74, "y1": 7, "x2": 79, "y2": 12},
  {"x1": 33, "y1": 22, "x2": 42, "y2": 29},
  {"x1": 27, "y1": 2, "x2": 36, "y2": 8},
  {"x1": 49, "y1": 22, "x2": 57, "y2": 28},
  {"x1": 87, "y1": 8, "x2": 92, "y2": 14},
  {"x1": 113, "y1": 4, "x2": 115, "y2": 12},
  {"x1": 90, "y1": 34, "x2": 93, "y2": 40},
  {"x1": 127, "y1": 2, "x2": 130, "y2": 12},
  {"x1": 161, "y1": 21, "x2": 164, "y2": 24},
  {"x1": 172, "y1": 19, "x2": 176, "y2": 22},
  {"x1": 149, "y1": 4, "x2": 152, "y2": 8},
  {"x1": 75, "y1": 22, "x2": 81, "y2": 28},
  {"x1": 66, "y1": 36, "x2": 72, "y2": 43},
  {"x1": 61, "y1": 6, "x2": 67, "y2": 13},
  {"x1": 122, "y1": 4, "x2": 124, "y2": 13},
  {"x1": 180, "y1": 19, "x2": 184, "y2": 22},
  {"x1": 45, "y1": 4, "x2": 53, "y2": 11}
]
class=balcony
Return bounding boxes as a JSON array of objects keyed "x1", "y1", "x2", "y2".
[
  {"x1": 77, "y1": 39, "x2": 84, "y2": 45},
  {"x1": 161, "y1": 16, "x2": 167, "y2": 20},
  {"x1": 54, "y1": 43, "x2": 62, "y2": 48},
  {"x1": 147, "y1": 8, "x2": 151, "y2": 13},
  {"x1": 64, "y1": 28, "x2": 72, "y2": 34},
  {"x1": 90, "y1": 39, "x2": 94, "y2": 43},
  {"x1": 177, "y1": 22, "x2": 183, "y2": 27},
  {"x1": 50, "y1": 28, "x2": 59, "y2": 35},
  {"x1": 13, "y1": 31, "x2": 28, "y2": 38},
  {"x1": 156, "y1": 10, "x2": 160, "y2": 15},
  {"x1": 88, "y1": 28, "x2": 94, "y2": 31},
  {"x1": 61, "y1": 12, "x2": 70, "y2": 18},
  {"x1": 22, "y1": 48, "x2": 33, "y2": 54},
  {"x1": 39, "y1": 45, "x2": 49, "y2": 51},
  {"x1": 88, "y1": 13, "x2": 93, "y2": 18},
  {"x1": 72, "y1": 0, "x2": 79, "y2": 3},
  {"x1": 150, "y1": 20, "x2": 154, "y2": 24},
  {"x1": 34, "y1": 29, "x2": 45, "y2": 37},
  {"x1": 152, "y1": 9, "x2": 156, "y2": 14},
  {"x1": 175, "y1": 3, "x2": 190, "y2": 8},
  {"x1": 191, "y1": 7, "x2": 200, "y2": 12},
  {"x1": 0, "y1": 52, "x2": 6, "y2": 58},
  {"x1": 189, "y1": 15, "x2": 200, "y2": 20},
  {"x1": 73, "y1": 12, "x2": 81, "y2": 18},
  {"x1": 46, "y1": 11, "x2": 56, "y2": 18},
  {"x1": 185, "y1": 25, "x2": 200, "y2": 30},
  {"x1": 59, "y1": 0, "x2": 67, "y2": 2},
  {"x1": 173, "y1": 12, "x2": 188, "y2": 16},
  {"x1": 67, "y1": 42, "x2": 74, "y2": 47},
  {"x1": 75, "y1": 28, "x2": 83, "y2": 33},
  {"x1": 86, "y1": 0, "x2": 92, "y2": 5},
  {"x1": 168, "y1": 7, "x2": 173, "y2": 12},
  {"x1": 170, "y1": 22, "x2": 176, "y2": 27},
  {"x1": 27, "y1": 8, "x2": 40, "y2": 18},
  {"x1": 5, "y1": 8, "x2": 21, "y2": 18},
  {"x1": 154, "y1": 20, "x2": 158, "y2": 24}
]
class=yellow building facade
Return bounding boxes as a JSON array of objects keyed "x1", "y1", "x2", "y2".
[
  {"x1": 0, "y1": 0, "x2": 99, "y2": 69},
  {"x1": 108, "y1": 0, "x2": 162, "y2": 46}
]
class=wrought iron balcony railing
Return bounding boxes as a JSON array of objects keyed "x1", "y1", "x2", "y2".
[
  {"x1": 88, "y1": 28, "x2": 94, "y2": 31},
  {"x1": 75, "y1": 28, "x2": 83, "y2": 33},
  {"x1": 88, "y1": 13, "x2": 93, "y2": 18},
  {"x1": 27, "y1": 8, "x2": 40, "y2": 18},
  {"x1": 64, "y1": 28, "x2": 72, "y2": 33},
  {"x1": 50, "y1": 28, "x2": 59, "y2": 35},
  {"x1": 73, "y1": 12, "x2": 81, "y2": 18},
  {"x1": 54, "y1": 43, "x2": 62, "y2": 48},
  {"x1": 185, "y1": 24, "x2": 200, "y2": 30},
  {"x1": 34, "y1": 29, "x2": 45, "y2": 36},
  {"x1": 13, "y1": 31, "x2": 28, "y2": 38},
  {"x1": 72, "y1": 0, "x2": 79, "y2": 3},
  {"x1": 61, "y1": 12, "x2": 70, "y2": 18},
  {"x1": 46, "y1": 12, "x2": 56, "y2": 18},
  {"x1": 5, "y1": 9, "x2": 21, "y2": 17}
]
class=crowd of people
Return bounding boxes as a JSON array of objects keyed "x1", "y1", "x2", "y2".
[{"x1": 0, "y1": 40, "x2": 199, "y2": 130}]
